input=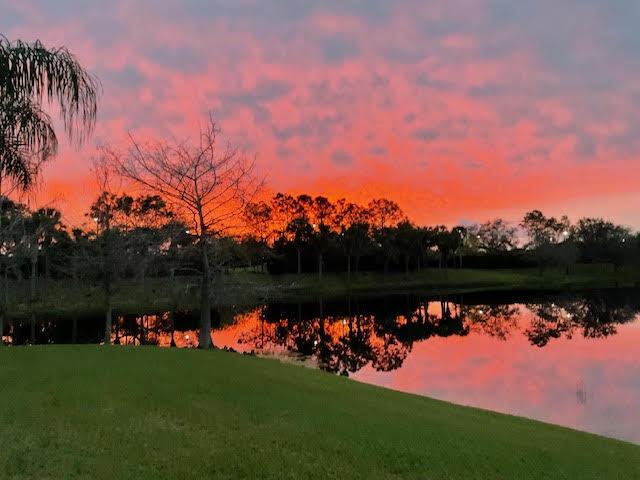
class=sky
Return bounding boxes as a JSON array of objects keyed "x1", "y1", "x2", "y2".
[{"x1": 2, "y1": 0, "x2": 640, "y2": 229}]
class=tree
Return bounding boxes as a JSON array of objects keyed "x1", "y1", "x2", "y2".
[
  {"x1": 16, "y1": 206, "x2": 65, "y2": 343},
  {"x1": 270, "y1": 193, "x2": 300, "y2": 239},
  {"x1": 552, "y1": 239, "x2": 580, "y2": 275},
  {"x1": 451, "y1": 226, "x2": 468, "y2": 268},
  {"x1": 242, "y1": 201, "x2": 274, "y2": 272},
  {"x1": 341, "y1": 222, "x2": 371, "y2": 278},
  {"x1": 311, "y1": 196, "x2": 336, "y2": 228},
  {"x1": 243, "y1": 201, "x2": 273, "y2": 244},
  {"x1": 367, "y1": 198, "x2": 404, "y2": 229},
  {"x1": 394, "y1": 221, "x2": 421, "y2": 276},
  {"x1": 432, "y1": 227, "x2": 462, "y2": 274},
  {"x1": 286, "y1": 217, "x2": 314, "y2": 275},
  {"x1": 0, "y1": 196, "x2": 26, "y2": 344},
  {"x1": 86, "y1": 190, "x2": 128, "y2": 344},
  {"x1": 112, "y1": 118, "x2": 262, "y2": 348},
  {"x1": 332, "y1": 199, "x2": 369, "y2": 231},
  {"x1": 474, "y1": 219, "x2": 517, "y2": 254},
  {"x1": 311, "y1": 223, "x2": 335, "y2": 280},
  {"x1": 309, "y1": 197, "x2": 337, "y2": 280},
  {"x1": 0, "y1": 37, "x2": 99, "y2": 189},
  {"x1": 521, "y1": 210, "x2": 571, "y2": 275},
  {"x1": 575, "y1": 218, "x2": 630, "y2": 270},
  {"x1": 417, "y1": 226, "x2": 438, "y2": 269},
  {"x1": 374, "y1": 227, "x2": 399, "y2": 275}
]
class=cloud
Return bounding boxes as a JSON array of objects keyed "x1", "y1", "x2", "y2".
[
  {"x1": 413, "y1": 129, "x2": 439, "y2": 142},
  {"x1": 3, "y1": 0, "x2": 640, "y2": 228},
  {"x1": 319, "y1": 35, "x2": 359, "y2": 63},
  {"x1": 369, "y1": 146, "x2": 388, "y2": 156},
  {"x1": 331, "y1": 150, "x2": 354, "y2": 166}
]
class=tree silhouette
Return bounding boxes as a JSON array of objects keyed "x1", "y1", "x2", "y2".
[
  {"x1": 472, "y1": 219, "x2": 518, "y2": 254},
  {"x1": 341, "y1": 222, "x2": 371, "y2": 278},
  {"x1": 394, "y1": 221, "x2": 421, "y2": 276},
  {"x1": 0, "y1": 37, "x2": 99, "y2": 189},
  {"x1": 367, "y1": 198, "x2": 404, "y2": 229},
  {"x1": 111, "y1": 117, "x2": 262, "y2": 348},
  {"x1": 575, "y1": 218, "x2": 630, "y2": 269},
  {"x1": 521, "y1": 210, "x2": 571, "y2": 275},
  {"x1": 286, "y1": 217, "x2": 314, "y2": 275}
]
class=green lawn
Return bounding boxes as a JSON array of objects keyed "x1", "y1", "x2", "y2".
[
  {"x1": 0, "y1": 347, "x2": 638, "y2": 479},
  {"x1": 257, "y1": 264, "x2": 640, "y2": 299}
]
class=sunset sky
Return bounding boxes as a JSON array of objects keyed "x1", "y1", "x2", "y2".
[{"x1": 2, "y1": 1, "x2": 640, "y2": 228}]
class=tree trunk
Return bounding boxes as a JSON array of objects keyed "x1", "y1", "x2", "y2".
[
  {"x1": 30, "y1": 312, "x2": 36, "y2": 344},
  {"x1": 113, "y1": 317, "x2": 121, "y2": 345},
  {"x1": 169, "y1": 310, "x2": 176, "y2": 347},
  {"x1": 297, "y1": 249, "x2": 302, "y2": 275},
  {"x1": 318, "y1": 253, "x2": 323, "y2": 280},
  {"x1": 30, "y1": 255, "x2": 37, "y2": 304},
  {"x1": 44, "y1": 253, "x2": 50, "y2": 297},
  {"x1": 355, "y1": 255, "x2": 360, "y2": 274},
  {"x1": 404, "y1": 255, "x2": 409, "y2": 276},
  {"x1": 0, "y1": 312, "x2": 4, "y2": 347},
  {"x1": 199, "y1": 247, "x2": 212, "y2": 349},
  {"x1": 72, "y1": 315, "x2": 78, "y2": 344},
  {"x1": 104, "y1": 300, "x2": 112, "y2": 345},
  {"x1": 346, "y1": 255, "x2": 351, "y2": 281},
  {"x1": 137, "y1": 316, "x2": 144, "y2": 345},
  {"x1": 3, "y1": 269, "x2": 8, "y2": 307},
  {"x1": 443, "y1": 254, "x2": 449, "y2": 279}
]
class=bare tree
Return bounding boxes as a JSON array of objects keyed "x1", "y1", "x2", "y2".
[{"x1": 110, "y1": 118, "x2": 262, "y2": 348}]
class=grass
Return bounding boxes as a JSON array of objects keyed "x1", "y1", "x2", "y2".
[
  {"x1": 6, "y1": 264, "x2": 639, "y2": 318},
  {"x1": 0, "y1": 346, "x2": 638, "y2": 479},
  {"x1": 256, "y1": 264, "x2": 640, "y2": 299}
]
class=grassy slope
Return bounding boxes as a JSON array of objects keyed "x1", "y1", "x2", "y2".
[
  {"x1": 7, "y1": 265, "x2": 640, "y2": 317},
  {"x1": 0, "y1": 346, "x2": 638, "y2": 479}
]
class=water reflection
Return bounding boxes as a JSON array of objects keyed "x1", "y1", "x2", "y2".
[
  {"x1": 524, "y1": 298, "x2": 637, "y2": 346},
  {"x1": 223, "y1": 292, "x2": 639, "y2": 377},
  {"x1": 3, "y1": 291, "x2": 639, "y2": 366},
  {"x1": 2, "y1": 289, "x2": 639, "y2": 443}
]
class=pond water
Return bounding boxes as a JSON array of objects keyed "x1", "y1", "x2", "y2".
[{"x1": 3, "y1": 289, "x2": 639, "y2": 444}]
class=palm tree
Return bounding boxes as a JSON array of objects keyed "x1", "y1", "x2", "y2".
[{"x1": 0, "y1": 37, "x2": 99, "y2": 190}]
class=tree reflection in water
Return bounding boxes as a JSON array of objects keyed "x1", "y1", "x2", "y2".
[
  {"x1": 525, "y1": 296, "x2": 637, "y2": 347},
  {"x1": 2, "y1": 290, "x2": 639, "y2": 377},
  {"x1": 233, "y1": 291, "x2": 639, "y2": 375}
]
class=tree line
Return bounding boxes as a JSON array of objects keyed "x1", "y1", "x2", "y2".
[
  {"x1": 243, "y1": 194, "x2": 639, "y2": 277},
  {"x1": 0, "y1": 189, "x2": 637, "y2": 294}
]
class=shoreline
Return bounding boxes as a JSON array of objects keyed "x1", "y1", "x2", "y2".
[{"x1": 2, "y1": 266, "x2": 639, "y2": 317}]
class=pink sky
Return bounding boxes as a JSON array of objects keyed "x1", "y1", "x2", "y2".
[{"x1": 2, "y1": 1, "x2": 640, "y2": 228}]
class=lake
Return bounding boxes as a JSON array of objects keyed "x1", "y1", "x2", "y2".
[{"x1": 3, "y1": 288, "x2": 639, "y2": 444}]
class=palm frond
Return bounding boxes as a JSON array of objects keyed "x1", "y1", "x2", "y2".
[
  {"x1": 0, "y1": 36, "x2": 100, "y2": 143},
  {"x1": 0, "y1": 96, "x2": 55, "y2": 189}
]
